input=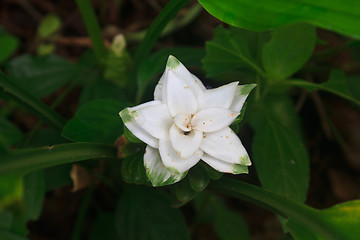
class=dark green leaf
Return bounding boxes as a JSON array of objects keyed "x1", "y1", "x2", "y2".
[
  {"x1": 198, "y1": 0, "x2": 360, "y2": 39},
  {"x1": 7, "y1": 54, "x2": 77, "y2": 98},
  {"x1": 0, "y1": 116, "x2": 22, "y2": 149},
  {"x1": 0, "y1": 210, "x2": 13, "y2": 230},
  {"x1": 121, "y1": 150, "x2": 150, "y2": 185},
  {"x1": 174, "y1": 178, "x2": 196, "y2": 205},
  {"x1": 23, "y1": 170, "x2": 45, "y2": 220},
  {"x1": 251, "y1": 99, "x2": 309, "y2": 202},
  {"x1": 262, "y1": 24, "x2": 316, "y2": 80},
  {"x1": 115, "y1": 186, "x2": 190, "y2": 240},
  {"x1": 0, "y1": 34, "x2": 19, "y2": 64},
  {"x1": 0, "y1": 230, "x2": 28, "y2": 240},
  {"x1": 347, "y1": 75, "x2": 360, "y2": 101},
  {"x1": 203, "y1": 26, "x2": 264, "y2": 78},
  {"x1": 286, "y1": 219, "x2": 323, "y2": 240},
  {"x1": 62, "y1": 99, "x2": 127, "y2": 144},
  {"x1": 188, "y1": 164, "x2": 210, "y2": 192},
  {"x1": 202, "y1": 162, "x2": 223, "y2": 180},
  {"x1": 89, "y1": 211, "x2": 118, "y2": 240},
  {"x1": 214, "y1": 209, "x2": 250, "y2": 240},
  {"x1": 0, "y1": 174, "x2": 23, "y2": 209}
]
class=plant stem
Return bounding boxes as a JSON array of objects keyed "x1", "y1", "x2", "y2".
[
  {"x1": 0, "y1": 70, "x2": 65, "y2": 130},
  {"x1": 209, "y1": 177, "x2": 340, "y2": 240},
  {"x1": 76, "y1": 0, "x2": 107, "y2": 64},
  {"x1": 0, "y1": 142, "x2": 117, "y2": 175}
]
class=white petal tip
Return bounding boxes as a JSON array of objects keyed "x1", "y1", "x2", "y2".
[
  {"x1": 232, "y1": 164, "x2": 249, "y2": 174},
  {"x1": 119, "y1": 108, "x2": 137, "y2": 123},
  {"x1": 240, "y1": 155, "x2": 251, "y2": 166}
]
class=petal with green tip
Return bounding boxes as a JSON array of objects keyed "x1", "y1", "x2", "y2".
[
  {"x1": 230, "y1": 84, "x2": 257, "y2": 112},
  {"x1": 202, "y1": 153, "x2": 248, "y2": 174},
  {"x1": 144, "y1": 146, "x2": 186, "y2": 187}
]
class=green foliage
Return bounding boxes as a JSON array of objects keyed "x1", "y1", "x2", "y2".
[
  {"x1": 251, "y1": 94, "x2": 309, "y2": 203},
  {"x1": 37, "y1": 15, "x2": 61, "y2": 38},
  {"x1": 115, "y1": 186, "x2": 190, "y2": 240},
  {"x1": 7, "y1": 54, "x2": 77, "y2": 98},
  {"x1": 0, "y1": 33, "x2": 19, "y2": 64},
  {"x1": 0, "y1": 116, "x2": 22, "y2": 150},
  {"x1": 121, "y1": 150, "x2": 150, "y2": 185},
  {"x1": 262, "y1": 24, "x2": 316, "y2": 80},
  {"x1": 23, "y1": 171, "x2": 45, "y2": 220},
  {"x1": 198, "y1": 0, "x2": 360, "y2": 39},
  {"x1": 62, "y1": 99, "x2": 127, "y2": 144}
]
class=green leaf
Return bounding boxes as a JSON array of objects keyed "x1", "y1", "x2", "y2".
[
  {"x1": 347, "y1": 75, "x2": 360, "y2": 101},
  {"x1": 188, "y1": 164, "x2": 210, "y2": 192},
  {"x1": 62, "y1": 99, "x2": 127, "y2": 144},
  {"x1": 214, "y1": 209, "x2": 250, "y2": 240},
  {"x1": 115, "y1": 186, "x2": 190, "y2": 240},
  {"x1": 136, "y1": 47, "x2": 205, "y2": 103},
  {"x1": 0, "y1": 34, "x2": 19, "y2": 64},
  {"x1": 262, "y1": 24, "x2": 316, "y2": 80},
  {"x1": 251, "y1": 94, "x2": 309, "y2": 202},
  {"x1": 0, "y1": 116, "x2": 22, "y2": 149},
  {"x1": 203, "y1": 26, "x2": 264, "y2": 78},
  {"x1": 37, "y1": 14, "x2": 61, "y2": 38},
  {"x1": 0, "y1": 210, "x2": 13, "y2": 230},
  {"x1": 0, "y1": 230, "x2": 28, "y2": 240},
  {"x1": 173, "y1": 178, "x2": 196, "y2": 205},
  {"x1": 121, "y1": 151, "x2": 150, "y2": 185},
  {"x1": 23, "y1": 170, "x2": 45, "y2": 220},
  {"x1": 286, "y1": 70, "x2": 360, "y2": 106},
  {"x1": 286, "y1": 219, "x2": 323, "y2": 240},
  {"x1": 89, "y1": 211, "x2": 118, "y2": 240},
  {"x1": 0, "y1": 70, "x2": 65, "y2": 130},
  {"x1": 0, "y1": 174, "x2": 23, "y2": 210},
  {"x1": 7, "y1": 54, "x2": 78, "y2": 98},
  {"x1": 197, "y1": 0, "x2": 360, "y2": 39},
  {"x1": 0, "y1": 142, "x2": 117, "y2": 175}
]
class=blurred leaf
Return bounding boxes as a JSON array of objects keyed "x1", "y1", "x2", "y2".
[
  {"x1": 0, "y1": 210, "x2": 13, "y2": 230},
  {"x1": 37, "y1": 43, "x2": 55, "y2": 56},
  {"x1": 0, "y1": 33, "x2": 19, "y2": 64},
  {"x1": 347, "y1": 75, "x2": 360, "y2": 101},
  {"x1": 188, "y1": 164, "x2": 210, "y2": 192},
  {"x1": 23, "y1": 170, "x2": 45, "y2": 220},
  {"x1": 203, "y1": 26, "x2": 264, "y2": 78},
  {"x1": 0, "y1": 230, "x2": 28, "y2": 240},
  {"x1": 194, "y1": 192, "x2": 250, "y2": 240},
  {"x1": 121, "y1": 150, "x2": 150, "y2": 185},
  {"x1": 173, "y1": 178, "x2": 196, "y2": 205},
  {"x1": 0, "y1": 116, "x2": 22, "y2": 149},
  {"x1": 214, "y1": 209, "x2": 250, "y2": 240},
  {"x1": 37, "y1": 14, "x2": 61, "y2": 38},
  {"x1": 7, "y1": 54, "x2": 77, "y2": 98},
  {"x1": 89, "y1": 211, "x2": 118, "y2": 240},
  {"x1": 250, "y1": 94, "x2": 308, "y2": 202},
  {"x1": 286, "y1": 219, "x2": 323, "y2": 240},
  {"x1": 137, "y1": 47, "x2": 205, "y2": 102},
  {"x1": 0, "y1": 174, "x2": 23, "y2": 210},
  {"x1": 202, "y1": 162, "x2": 223, "y2": 180},
  {"x1": 123, "y1": 126, "x2": 142, "y2": 143},
  {"x1": 197, "y1": 0, "x2": 360, "y2": 39},
  {"x1": 288, "y1": 70, "x2": 360, "y2": 106},
  {"x1": 79, "y1": 79, "x2": 127, "y2": 106},
  {"x1": 62, "y1": 99, "x2": 127, "y2": 144},
  {"x1": 262, "y1": 24, "x2": 316, "y2": 80},
  {"x1": 115, "y1": 186, "x2": 190, "y2": 240}
]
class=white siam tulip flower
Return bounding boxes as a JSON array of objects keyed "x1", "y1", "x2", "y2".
[{"x1": 120, "y1": 55, "x2": 256, "y2": 187}]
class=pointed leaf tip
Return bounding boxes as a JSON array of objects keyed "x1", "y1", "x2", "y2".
[{"x1": 167, "y1": 55, "x2": 180, "y2": 69}]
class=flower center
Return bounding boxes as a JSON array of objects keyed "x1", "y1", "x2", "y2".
[{"x1": 174, "y1": 113, "x2": 193, "y2": 134}]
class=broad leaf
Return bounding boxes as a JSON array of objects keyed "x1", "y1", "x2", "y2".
[
  {"x1": 251, "y1": 94, "x2": 309, "y2": 202},
  {"x1": 7, "y1": 54, "x2": 78, "y2": 98},
  {"x1": 198, "y1": 0, "x2": 360, "y2": 39},
  {"x1": 121, "y1": 151, "x2": 150, "y2": 185},
  {"x1": 23, "y1": 170, "x2": 45, "y2": 220},
  {"x1": 89, "y1": 211, "x2": 118, "y2": 240},
  {"x1": 0, "y1": 210, "x2": 13, "y2": 230},
  {"x1": 203, "y1": 26, "x2": 264, "y2": 77},
  {"x1": 0, "y1": 116, "x2": 22, "y2": 150},
  {"x1": 115, "y1": 186, "x2": 190, "y2": 240},
  {"x1": 37, "y1": 14, "x2": 61, "y2": 38},
  {"x1": 0, "y1": 231, "x2": 28, "y2": 240},
  {"x1": 62, "y1": 99, "x2": 127, "y2": 144},
  {"x1": 262, "y1": 24, "x2": 316, "y2": 80},
  {"x1": 0, "y1": 33, "x2": 19, "y2": 64}
]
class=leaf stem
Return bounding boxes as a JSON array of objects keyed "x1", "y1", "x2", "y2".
[
  {"x1": 0, "y1": 70, "x2": 65, "y2": 130},
  {"x1": 75, "y1": 0, "x2": 107, "y2": 64},
  {"x1": 0, "y1": 142, "x2": 117, "y2": 175},
  {"x1": 209, "y1": 177, "x2": 341, "y2": 240}
]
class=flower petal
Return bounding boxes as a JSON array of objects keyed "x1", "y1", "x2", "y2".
[
  {"x1": 230, "y1": 84, "x2": 257, "y2": 112},
  {"x1": 159, "y1": 139, "x2": 202, "y2": 174},
  {"x1": 144, "y1": 145, "x2": 186, "y2": 187},
  {"x1": 202, "y1": 153, "x2": 249, "y2": 174},
  {"x1": 134, "y1": 103, "x2": 172, "y2": 140},
  {"x1": 197, "y1": 82, "x2": 238, "y2": 110},
  {"x1": 200, "y1": 127, "x2": 251, "y2": 165},
  {"x1": 166, "y1": 55, "x2": 205, "y2": 97},
  {"x1": 173, "y1": 113, "x2": 191, "y2": 132},
  {"x1": 166, "y1": 69, "x2": 198, "y2": 116},
  {"x1": 154, "y1": 72, "x2": 165, "y2": 101},
  {"x1": 169, "y1": 124, "x2": 203, "y2": 159},
  {"x1": 120, "y1": 101, "x2": 161, "y2": 148},
  {"x1": 191, "y1": 108, "x2": 239, "y2": 133}
]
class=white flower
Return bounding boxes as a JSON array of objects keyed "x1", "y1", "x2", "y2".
[{"x1": 120, "y1": 55, "x2": 256, "y2": 187}]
